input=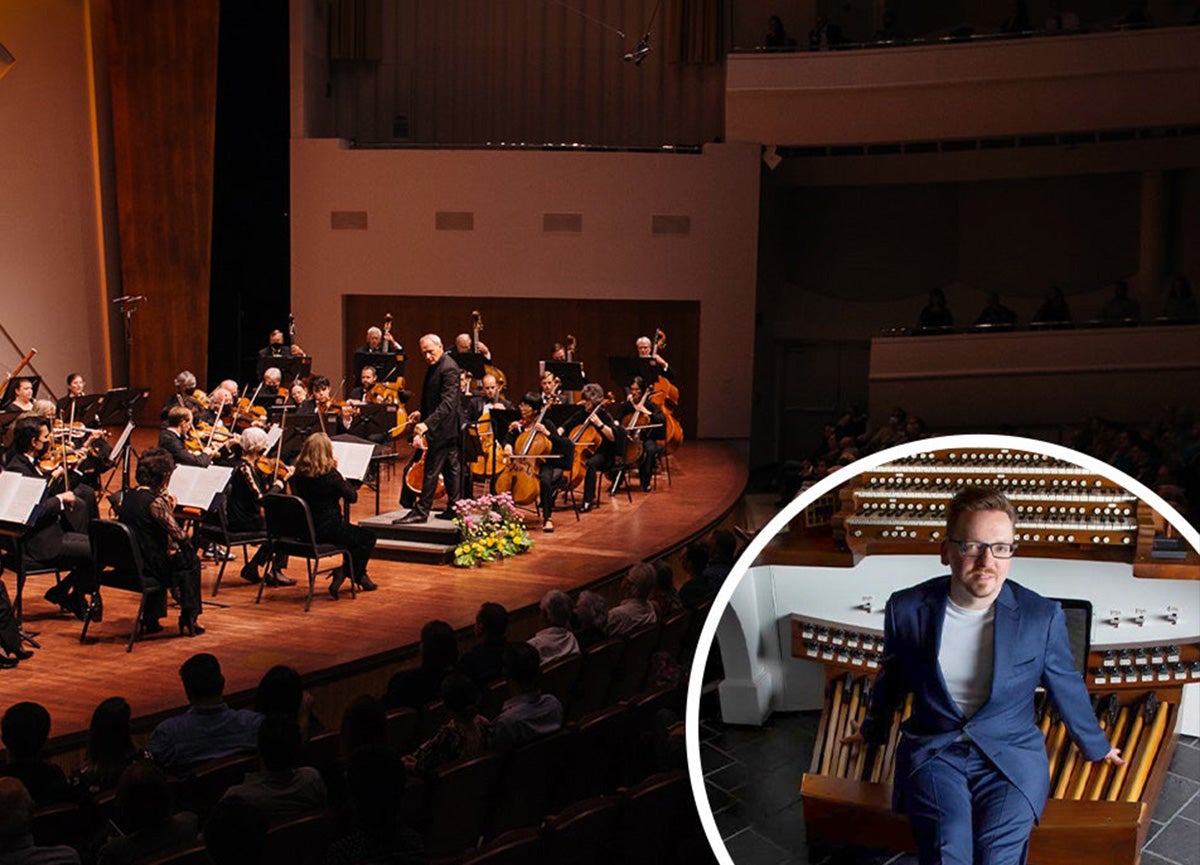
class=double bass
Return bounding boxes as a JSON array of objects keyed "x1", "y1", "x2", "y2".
[
  {"x1": 648, "y1": 328, "x2": 683, "y2": 454},
  {"x1": 470, "y1": 310, "x2": 507, "y2": 395},
  {"x1": 494, "y1": 395, "x2": 556, "y2": 506}
]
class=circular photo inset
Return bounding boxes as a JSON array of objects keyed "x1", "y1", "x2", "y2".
[{"x1": 687, "y1": 434, "x2": 1199, "y2": 865}]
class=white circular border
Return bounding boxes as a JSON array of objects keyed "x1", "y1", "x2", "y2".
[{"x1": 684, "y1": 433, "x2": 1200, "y2": 864}]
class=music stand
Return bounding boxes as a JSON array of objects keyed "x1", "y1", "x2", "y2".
[
  {"x1": 280, "y1": 415, "x2": 322, "y2": 459},
  {"x1": 544, "y1": 361, "x2": 586, "y2": 391},
  {"x1": 1, "y1": 375, "x2": 40, "y2": 406},
  {"x1": 452, "y1": 352, "x2": 487, "y2": 384},
  {"x1": 98, "y1": 387, "x2": 151, "y2": 426},
  {"x1": 254, "y1": 390, "x2": 287, "y2": 409},
  {"x1": 256, "y1": 355, "x2": 311, "y2": 385},
  {"x1": 57, "y1": 393, "x2": 106, "y2": 426},
  {"x1": 354, "y1": 350, "x2": 405, "y2": 383},
  {"x1": 545, "y1": 404, "x2": 579, "y2": 433},
  {"x1": 606, "y1": 356, "x2": 649, "y2": 389},
  {"x1": 353, "y1": 403, "x2": 398, "y2": 440}
]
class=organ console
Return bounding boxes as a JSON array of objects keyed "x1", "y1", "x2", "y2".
[{"x1": 792, "y1": 445, "x2": 1199, "y2": 865}]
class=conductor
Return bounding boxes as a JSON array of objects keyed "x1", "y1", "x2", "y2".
[{"x1": 394, "y1": 334, "x2": 463, "y2": 524}]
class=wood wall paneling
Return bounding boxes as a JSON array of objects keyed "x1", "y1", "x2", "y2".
[
  {"x1": 107, "y1": 0, "x2": 220, "y2": 413},
  {"x1": 342, "y1": 296, "x2": 699, "y2": 434}
]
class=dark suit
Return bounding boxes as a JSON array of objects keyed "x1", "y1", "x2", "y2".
[
  {"x1": 4, "y1": 454, "x2": 92, "y2": 572},
  {"x1": 410, "y1": 352, "x2": 463, "y2": 518},
  {"x1": 158, "y1": 428, "x2": 211, "y2": 468},
  {"x1": 862, "y1": 576, "x2": 1111, "y2": 864}
]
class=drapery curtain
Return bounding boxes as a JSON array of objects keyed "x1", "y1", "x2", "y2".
[{"x1": 666, "y1": 0, "x2": 724, "y2": 65}]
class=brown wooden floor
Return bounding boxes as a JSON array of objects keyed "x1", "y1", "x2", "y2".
[{"x1": 5, "y1": 433, "x2": 746, "y2": 752}]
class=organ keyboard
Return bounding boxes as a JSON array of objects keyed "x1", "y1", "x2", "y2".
[{"x1": 794, "y1": 446, "x2": 1199, "y2": 864}]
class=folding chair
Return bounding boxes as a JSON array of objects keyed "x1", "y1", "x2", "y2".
[
  {"x1": 196, "y1": 500, "x2": 268, "y2": 597},
  {"x1": 259, "y1": 495, "x2": 353, "y2": 611},
  {"x1": 83, "y1": 519, "x2": 164, "y2": 652}
]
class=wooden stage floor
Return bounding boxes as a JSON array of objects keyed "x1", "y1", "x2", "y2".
[{"x1": 5, "y1": 435, "x2": 746, "y2": 751}]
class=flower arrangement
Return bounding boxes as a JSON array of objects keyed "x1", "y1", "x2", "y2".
[{"x1": 452, "y1": 492, "x2": 534, "y2": 567}]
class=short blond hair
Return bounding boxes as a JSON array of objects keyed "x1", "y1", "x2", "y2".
[{"x1": 946, "y1": 486, "x2": 1016, "y2": 538}]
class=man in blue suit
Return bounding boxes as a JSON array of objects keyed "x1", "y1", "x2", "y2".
[{"x1": 852, "y1": 486, "x2": 1123, "y2": 865}]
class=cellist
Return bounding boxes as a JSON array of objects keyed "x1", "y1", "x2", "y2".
[
  {"x1": 502, "y1": 392, "x2": 572, "y2": 533},
  {"x1": 616, "y1": 376, "x2": 666, "y2": 490},
  {"x1": 562, "y1": 383, "x2": 623, "y2": 513}
]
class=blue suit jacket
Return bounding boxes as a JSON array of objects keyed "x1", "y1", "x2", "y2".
[{"x1": 861, "y1": 576, "x2": 1111, "y2": 818}]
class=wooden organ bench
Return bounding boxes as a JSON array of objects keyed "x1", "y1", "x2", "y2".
[{"x1": 794, "y1": 446, "x2": 1198, "y2": 865}]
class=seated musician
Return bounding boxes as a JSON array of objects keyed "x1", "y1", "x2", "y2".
[
  {"x1": 117, "y1": 447, "x2": 204, "y2": 636},
  {"x1": 468, "y1": 374, "x2": 512, "y2": 421},
  {"x1": 847, "y1": 487, "x2": 1123, "y2": 865},
  {"x1": 538, "y1": 371, "x2": 561, "y2": 404},
  {"x1": 288, "y1": 381, "x2": 308, "y2": 407},
  {"x1": 635, "y1": 335, "x2": 675, "y2": 382},
  {"x1": 562, "y1": 383, "x2": 622, "y2": 513},
  {"x1": 227, "y1": 427, "x2": 294, "y2": 587},
  {"x1": 59, "y1": 374, "x2": 114, "y2": 487},
  {"x1": 5, "y1": 416, "x2": 97, "y2": 621},
  {"x1": 5, "y1": 378, "x2": 36, "y2": 413},
  {"x1": 290, "y1": 432, "x2": 377, "y2": 596},
  {"x1": 160, "y1": 371, "x2": 208, "y2": 424},
  {"x1": 503, "y1": 392, "x2": 572, "y2": 533},
  {"x1": 616, "y1": 376, "x2": 666, "y2": 490},
  {"x1": 258, "y1": 328, "x2": 304, "y2": 359},
  {"x1": 65, "y1": 373, "x2": 86, "y2": 399},
  {"x1": 455, "y1": 333, "x2": 489, "y2": 359},
  {"x1": 298, "y1": 376, "x2": 345, "y2": 436},
  {"x1": 255, "y1": 368, "x2": 287, "y2": 408},
  {"x1": 348, "y1": 365, "x2": 378, "y2": 402},
  {"x1": 359, "y1": 326, "x2": 401, "y2": 355},
  {"x1": 159, "y1": 406, "x2": 222, "y2": 468}
]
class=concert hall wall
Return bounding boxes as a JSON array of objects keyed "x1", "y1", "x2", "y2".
[{"x1": 289, "y1": 139, "x2": 761, "y2": 440}]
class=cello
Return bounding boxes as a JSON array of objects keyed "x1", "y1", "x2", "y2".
[
  {"x1": 494, "y1": 394, "x2": 556, "y2": 506},
  {"x1": 566, "y1": 393, "x2": 614, "y2": 490}
]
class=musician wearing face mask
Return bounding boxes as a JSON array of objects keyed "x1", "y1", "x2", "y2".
[
  {"x1": 562, "y1": 383, "x2": 623, "y2": 513},
  {"x1": 5, "y1": 417, "x2": 97, "y2": 621},
  {"x1": 259, "y1": 328, "x2": 304, "y2": 359},
  {"x1": 615, "y1": 376, "x2": 666, "y2": 490},
  {"x1": 160, "y1": 371, "x2": 207, "y2": 423}
]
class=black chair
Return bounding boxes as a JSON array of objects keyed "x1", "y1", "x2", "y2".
[
  {"x1": 568, "y1": 638, "x2": 624, "y2": 721},
  {"x1": 540, "y1": 795, "x2": 620, "y2": 865},
  {"x1": 259, "y1": 494, "x2": 353, "y2": 612},
  {"x1": 196, "y1": 499, "x2": 268, "y2": 597},
  {"x1": 540, "y1": 653, "x2": 583, "y2": 709},
  {"x1": 262, "y1": 811, "x2": 340, "y2": 865},
  {"x1": 463, "y1": 827, "x2": 543, "y2": 865},
  {"x1": 423, "y1": 752, "x2": 504, "y2": 857},
  {"x1": 0, "y1": 533, "x2": 62, "y2": 623},
  {"x1": 608, "y1": 622, "x2": 662, "y2": 703},
  {"x1": 488, "y1": 728, "x2": 574, "y2": 837},
  {"x1": 656, "y1": 609, "x2": 693, "y2": 661},
  {"x1": 83, "y1": 519, "x2": 164, "y2": 652}
]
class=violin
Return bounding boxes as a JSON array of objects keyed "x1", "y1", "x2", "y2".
[
  {"x1": 567, "y1": 393, "x2": 614, "y2": 490},
  {"x1": 494, "y1": 395, "x2": 556, "y2": 506},
  {"x1": 255, "y1": 455, "x2": 291, "y2": 482}
]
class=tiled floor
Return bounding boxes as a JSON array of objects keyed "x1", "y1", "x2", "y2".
[{"x1": 699, "y1": 706, "x2": 1200, "y2": 865}]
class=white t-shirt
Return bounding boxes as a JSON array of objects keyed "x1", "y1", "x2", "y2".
[{"x1": 938, "y1": 599, "x2": 996, "y2": 719}]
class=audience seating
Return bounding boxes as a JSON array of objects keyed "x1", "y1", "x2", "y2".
[
  {"x1": 539, "y1": 795, "x2": 620, "y2": 865},
  {"x1": 461, "y1": 827, "x2": 543, "y2": 865},
  {"x1": 386, "y1": 705, "x2": 420, "y2": 753},
  {"x1": 539, "y1": 653, "x2": 582, "y2": 706},
  {"x1": 142, "y1": 846, "x2": 212, "y2": 865},
  {"x1": 30, "y1": 802, "x2": 82, "y2": 850},
  {"x1": 567, "y1": 637, "x2": 624, "y2": 721},
  {"x1": 568, "y1": 704, "x2": 634, "y2": 801},
  {"x1": 262, "y1": 810, "x2": 340, "y2": 865},
  {"x1": 174, "y1": 752, "x2": 259, "y2": 820},
  {"x1": 488, "y1": 728, "x2": 573, "y2": 837},
  {"x1": 481, "y1": 678, "x2": 510, "y2": 718},
  {"x1": 259, "y1": 494, "x2": 353, "y2": 611},
  {"x1": 655, "y1": 609, "x2": 692, "y2": 659},
  {"x1": 422, "y1": 752, "x2": 505, "y2": 856},
  {"x1": 419, "y1": 697, "x2": 451, "y2": 741},
  {"x1": 607, "y1": 622, "x2": 660, "y2": 702}
]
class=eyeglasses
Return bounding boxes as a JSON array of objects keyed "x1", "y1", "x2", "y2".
[{"x1": 949, "y1": 539, "x2": 1018, "y2": 559}]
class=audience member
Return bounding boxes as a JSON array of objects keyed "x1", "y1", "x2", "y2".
[
  {"x1": 1163, "y1": 275, "x2": 1197, "y2": 322},
  {"x1": 147, "y1": 653, "x2": 263, "y2": 771},
  {"x1": 916, "y1": 288, "x2": 953, "y2": 331},
  {"x1": 571, "y1": 591, "x2": 609, "y2": 651},
  {"x1": 456, "y1": 603, "x2": 512, "y2": 687},
  {"x1": 648, "y1": 561, "x2": 683, "y2": 620},
  {"x1": 1097, "y1": 279, "x2": 1140, "y2": 323},
  {"x1": 338, "y1": 695, "x2": 387, "y2": 759},
  {"x1": 808, "y1": 12, "x2": 845, "y2": 49},
  {"x1": 72, "y1": 697, "x2": 146, "y2": 799},
  {"x1": 1032, "y1": 285, "x2": 1073, "y2": 325},
  {"x1": 404, "y1": 673, "x2": 491, "y2": 778},
  {"x1": 97, "y1": 762, "x2": 199, "y2": 865},
  {"x1": 0, "y1": 778, "x2": 80, "y2": 865},
  {"x1": 973, "y1": 291, "x2": 1017, "y2": 327},
  {"x1": 384, "y1": 620, "x2": 459, "y2": 710},
  {"x1": 491, "y1": 644, "x2": 564, "y2": 753},
  {"x1": 702, "y1": 530, "x2": 738, "y2": 590},
  {"x1": 764, "y1": 14, "x2": 797, "y2": 49},
  {"x1": 678, "y1": 542, "x2": 715, "y2": 608},
  {"x1": 1001, "y1": 0, "x2": 1032, "y2": 32},
  {"x1": 862, "y1": 407, "x2": 908, "y2": 454},
  {"x1": 324, "y1": 745, "x2": 423, "y2": 865},
  {"x1": 606, "y1": 562, "x2": 658, "y2": 636},
  {"x1": 221, "y1": 714, "x2": 327, "y2": 822},
  {"x1": 0, "y1": 702, "x2": 70, "y2": 807},
  {"x1": 202, "y1": 795, "x2": 269, "y2": 865},
  {"x1": 527, "y1": 590, "x2": 580, "y2": 664},
  {"x1": 254, "y1": 665, "x2": 322, "y2": 743}
]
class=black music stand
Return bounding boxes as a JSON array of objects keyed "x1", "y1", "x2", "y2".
[
  {"x1": 97, "y1": 387, "x2": 151, "y2": 426},
  {"x1": 1, "y1": 375, "x2": 40, "y2": 406},
  {"x1": 350, "y1": 403, "x2": 398, "y2": 441},
  {"x1": 545, "y1": 404, "x2": 579, "y2": 434},
  {"x1": 57, "y1": 393, "x2": 106, "y2": 426},
  {"x1": 254, "y1": 390, "x2": 287, "y2": 409},
  {"x1": 280, "y1": 415, "x2": 322, "y2": 460},
  {"x1": 607, "y1": 356, "x2": 656, "y2": 389},
  {"x1": 452, "y1": 351, "x2": 487, "y2": 385},
  {"x1": 256, "y1": 355, "x2": 311, "y2": 385},
  {"x1": 544, "y1": 361, "x2": 586, "y2": 391},
  {"x1": 354, "y1": 350, "x2": 405, "y2": 383}
]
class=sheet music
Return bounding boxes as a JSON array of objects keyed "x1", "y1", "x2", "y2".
[
  {"x1": 0, "y1": 473, "x2": 47, "y2": 526},
  {"x1": 168, "y1": 464, "x2": 233, "y2": 510},
  {"x1": 264, "y1": 424, "x2": 283, "y2": 452},
  {"x1": 110, "y1": 420, "x2": 136, "y2": 461},
  {"x1": 331, "y1": 441, "x2": 375, "y2": 482}
]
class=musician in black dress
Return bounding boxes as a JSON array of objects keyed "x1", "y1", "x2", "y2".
[
  {"x1": 227, "y1": 427, "x2": 294, "y2": 587},
  {"x1": 395, "y1": 334, "x2": 463, "y2": 524},
  {"x1": 290, "y1": 433, "x2": 377, "y2": 597},
  {"x1": 5, "y1": 417, "x2": 96, "y2": 620},
  {"x1": 503, "y1": 392, "x2": 573, "y2": 533},
  {"x1": 59, "y1": 373, "x2": 114, "y2": 488},
  {"x1": 118, "y1": 446, "x2": 204, "y2": 636},
  {"x1": 562, "y1": 383, "x2": 622, "y2": 513},
  {"x1": 616, "y1": 376, "x2": 666, "y2": 490}
]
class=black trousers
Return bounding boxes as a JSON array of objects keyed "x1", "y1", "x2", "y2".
[
  {"x1": 583, "y1": 452, "x2": 616, "y2": 504},
  {"x1": 0, "y1": 582, "x2": 21, "y2": 653},
  {"x1": 411, "y1": 440, "x2": 461, "y2": 518},
  {"x1": 319, "y1": 523, "x2": 377, "y2": 581},
  {"x1": 538, "y1": 465, "x2": 565, "y2": 521}
]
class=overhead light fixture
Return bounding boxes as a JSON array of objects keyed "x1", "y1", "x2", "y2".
[{"x1": 763, "y1": 144, "x2": 782, "y2": 171}]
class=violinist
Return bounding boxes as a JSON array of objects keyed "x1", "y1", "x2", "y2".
[
  {"x1": 300, "y1": 375, "x2": 347, "y2": 435},
  {"x1": 291, "y1": 432, "x2": 377, "y2": 596},
  {"x1": 359, "y1": 326, "x2": 401, "y2": 355},
  {"x1": 394, "y1": 334, "x2": 463, "y2": 525},
  {"x1": 58, "y1": 374, "x2": 115, "y2": 487},
  {"x1": 6, "y1": 417, "x2": 97, "y2": 621},
  {"x1": 635, "y1": 336, "x2": 675, "y2": 382},
  {"x1": 226, "y1": 427, "x2": 294, "y2": 587},
  {"x1": 562, "y1": 383, "x2": 622, "y2": 513},
  {"x1": 503, "y1": 392, "x2": 572, "y2": 533},
  {"x1": 5, "y1": 378, "x2": 35, "y2": 413},
  {"x1": 160, "y1": 371, "x2": 207, "y2": 423},
  {"x1": 288, "y1": 380, "x2": 308, "y2": 407},
  {"x1": 65, "y1": 373, "x2": 86, "y2": 399},
  {"x1": 159, "y1": 406, "x2": 220, "y2": 467},
  {"x1": 616, "y1": 376, "x2": 666, "y2": 490},
  {"x1": 258, "y1": 328, "x2": 304, "y2": 359},
  {"x1": 348, "y1": 365, "x2": 378, "y2": 402}
]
